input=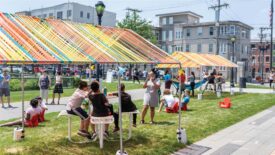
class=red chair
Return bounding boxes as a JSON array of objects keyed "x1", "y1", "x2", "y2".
[
  {"x1": 219, "y1": 98, "x2": 232, "y2": 109},
  {"x1": 181, "y1": 104, "x2": 188, "y2": 111},
  {"x1": 166, "y1": 102, "x2": 179, "y2": 113},
  {"x1": 39, "y1": 109, "x2": 46, "y2": 122},
  {"x1": 25, "y1": 115, "x2": 39, "y2": 127}
]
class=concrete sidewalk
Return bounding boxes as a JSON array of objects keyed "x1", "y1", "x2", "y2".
[
  {"x1": 0, "y1": 89, "x2": 145, "y2": 121},
  {"x1": 173, "y1": 105, "x2": 275, "y2": 155}
]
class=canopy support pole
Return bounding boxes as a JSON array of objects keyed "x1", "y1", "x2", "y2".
[
  {"x1": 116, "y1": 63, "x2": 127, "y2": 155},
  {"x1": 21, "y1": 64, "x2": 25, "y2": 133},
  {"x1": 88, "y1": 63, "x2": 92, "y2": 115}
]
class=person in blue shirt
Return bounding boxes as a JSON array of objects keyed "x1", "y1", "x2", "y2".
[
  {"x1": 181, "y1": 90, "x2": 190, "y2": 108},
  {"x1": 164, "y1": 70, "x2": 172, "y2": 89},
  {"x1": 0, "y1": 70, "x2": 11, "y2": 108}
]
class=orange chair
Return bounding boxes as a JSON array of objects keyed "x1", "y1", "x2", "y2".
[
  {"x1": 25, "y1": 115, "x2": 39, "y2": 127},
  {"x1": 219, "y1": 98, "x2": 232, "y2": 109}
]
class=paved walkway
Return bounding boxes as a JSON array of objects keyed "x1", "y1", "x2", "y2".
[
  {"x1": 173, "y1": 105, "x2": 275, "y2": 155},
  {"x1": 0, "y1": 89, "x2": 145, "y2": 121}
]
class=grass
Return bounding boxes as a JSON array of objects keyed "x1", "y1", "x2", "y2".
[
  {"x1": 0, "y1": 92, "x2": 275, "y2": 155},
  {"x1": 9, "y1": 81, "x2": 143, "y2": 103}
]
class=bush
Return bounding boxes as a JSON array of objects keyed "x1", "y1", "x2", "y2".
[
  {"x1": 72, "y1": 77, "x2": 81, "y2": 87},
  {"x1": 9, "y1": 79, "x2": 21, "y2": 91},
  {"x1": 25, "y1": 79, "x2": 39, "y2": 90}
]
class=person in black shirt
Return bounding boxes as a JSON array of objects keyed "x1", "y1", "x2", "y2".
[
  {"x1": 89, "y1": 81, "x2": 112, "y2": 137},
  {"x1": 111, "y1": 83, "x2": 137, "y2": 133}
]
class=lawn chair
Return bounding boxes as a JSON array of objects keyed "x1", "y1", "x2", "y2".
[
  {"x1": 122, "y1": 110, "x2": 140, "y2": 140},
  {"x1": 57, "y1": 110, "x2": 92, "y2": 144},
  {"x1": 219, "y1": 98, "x2": 232, "y2": 109},
  {"x1": 90, "y1": 116, "x2": 114, "y2": 149}
]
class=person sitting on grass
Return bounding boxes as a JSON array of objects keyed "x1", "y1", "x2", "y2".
[
  {"x1": 110, "y1": 83, "x2": 138, "y2": 133},
  {"x1": 181, "y1": 90, "x2": 190, "y2": 108},
  {"x1": 35, "y1": 96, "x2": 48, "y2": 122},
  {"x1": 66, "y1": 81, "x2": 92, "y2": 139},
  {"x1": 89, "y1": 81, "x2": 113, "y2": 139},
  {"x1": 158, "y1": 89, "x2": 176, "y2": 112},
  {"x1": 0, "y1": 99, "x2": 40, "y2": 127}
]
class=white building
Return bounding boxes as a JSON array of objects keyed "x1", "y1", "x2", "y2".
[{"x1": 16, "y1": 2, "x2": 116, "y2": 27}]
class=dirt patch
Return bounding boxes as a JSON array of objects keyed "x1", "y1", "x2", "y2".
[{"x1": 5, "y1": 147, "x2": 23, "y2": 154}]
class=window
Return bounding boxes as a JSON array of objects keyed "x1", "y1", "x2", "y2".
[
  {"x1": 186, "y1": 44, "x2": 190, "y2": 52},
  {"x1": 220, "y1": 26, "x2": 224, "y2": 35},
  {"x1": 266, "y1": 56, "x2": 270, "y2": 62},
  {"x1": 67, "y1": 10, "x2": 72, "y2": 17},
  {"x1": 224, "y1": 26, "x2": 228, "y2": 34},
  {"x1": 209, "y1": 27, "x2": 214, "y2": 36},
  {"x1": 87, "y1": 13, "x2": 90, "y2": 19},
  {"x1": 57, "y1": 11, "x2": 63, "y2": 19},
  {"x1": 162, "y1": 31, "x2": 166, "y2": 41},
  {"x1": 169, "y1": 17, "x2": 173, "y2": 24},
  {"x1": 162, "y1": 45, "x2": 166, "y2": 51},
  {"x1": 266, "y1": 68, "x2": 270, "y2": 73},
  {"x1": 80, "y1": 11, "x2": 83, "y2": 18},
  {"x1": 162, "y1": 17, "x2": 167, "y2": 25},
  {"x1": 186, "y1": 29, "x2": 191, "y2": 37},
  {"x1": 209, "y1": 44, "x2": 213, "y2": 52},
  {"x1": 168, "y1": 30, "x2": 173, "y2": 41},
  {"x1": 197, "y1": 27, "x2": 203, "y2": 36},
  {"x1": 197, "y1": 44, "x2": 202, "y2": 53},
  {"x1": 230, "y1": 25, "x2": 235, "y2": 35},
  {"x1": 168, "y1": 45, "x2": 173, "y2": 53},
  {"x1": 49, "y1": 13, "x2": 54, "y2": 17},
  {"x1": 42, "y1": 14, "x2": 47, "y2": 18}
]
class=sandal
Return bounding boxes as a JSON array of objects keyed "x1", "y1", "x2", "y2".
[
  {"x1": 140, "y1": 120, "x2": 145, "y2": 124},
  {"x1": 149, "y1": 121, "x2": 155, "y2": 124}
]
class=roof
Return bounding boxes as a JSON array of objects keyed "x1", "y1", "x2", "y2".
[
  {"x1": 179, "y1": 20, "x2": 253, "y2": 30},
  {"x1": 156, "y1": 11, "x2": 203, "y2": 19},
  {"x1": 157, "y1": 52, "x2": 238, "y2": 68},
  {"x1": 0, "y1": 12, "x2": 178, "y2": 64}
]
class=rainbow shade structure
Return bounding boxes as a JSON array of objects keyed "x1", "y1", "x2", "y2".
[{"x1": 0, "y1": 12, "x2": 178, "y2": 65}]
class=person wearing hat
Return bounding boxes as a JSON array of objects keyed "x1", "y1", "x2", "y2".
[
  {"x1": 38, "y1": 70, "x2": 51, "y2": 104},
  {"x1": 0, "y1": 69, "x2": 11, "y2": 108}
]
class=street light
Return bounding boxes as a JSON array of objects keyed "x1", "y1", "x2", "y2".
[
  {"x1": 95, "y1": 1, "x2": 105, "y2": 81},
  {"x1": 230, "y1": 37, "x2": 236, "y2": 87}
]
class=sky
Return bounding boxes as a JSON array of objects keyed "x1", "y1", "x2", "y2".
[{"x1": 0, "y1": 0, "x2": 273, "y2": 39}]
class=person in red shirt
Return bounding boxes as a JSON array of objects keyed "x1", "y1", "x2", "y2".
[{"x1": 177, "y1": 69, "x2": 186, "y2": 94}]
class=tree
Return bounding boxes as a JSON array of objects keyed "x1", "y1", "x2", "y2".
[{"x1": 117, "y1": 10, "x2": 157, "y2": 45}]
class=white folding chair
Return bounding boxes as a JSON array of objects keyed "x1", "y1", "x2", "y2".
[{"x1": 122, "y1": 110, "x2": 140, "y2": 140}]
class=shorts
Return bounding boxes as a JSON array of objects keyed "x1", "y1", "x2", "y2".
[
  {"x1": 0, "y1": 88, "x2": 10, "y2": 97},
  {"x1": 53, "y1": 83, "x2": 63, "y2": 94},
  {"x1": 67, "y1": 107, "x2": 89, "y2": 120},
  {"x1": 40, "y1": 89, "x2": 49, "y2": 99},
  {"x1": 180, "y1": 84, "x2": 185, "y2": 92},
  {"x1": 143, "y1": 93, "x2": 159, "y2": 107}
]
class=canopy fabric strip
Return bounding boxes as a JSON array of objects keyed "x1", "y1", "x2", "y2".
[
  {"x1": 0, "y1": 12, "x2": 178, "y2": 65},
  {"x1": 157, "y1": 52, "x2": 238, "y2": 68}
]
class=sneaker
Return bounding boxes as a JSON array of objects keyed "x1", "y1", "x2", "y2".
[
  {"x1": 91, "y1": 132, "x2": 97, "y2": 141},
  {"x1": 77, "y1": 130, "x2": 90, "y2": 138},
  {"x1": 113, "y1": 127, "x2": 120, "y2": 133},
  {"x1": 8, "y1": 105, "x2": 13, "y2": 108},
  {"x1": 133, "y1": 124, "x2": 137, "y2": 128},
  {"x1": 149, "y1": 121, "x2": 155, "y2": 125}
]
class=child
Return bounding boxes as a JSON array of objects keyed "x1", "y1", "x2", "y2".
[
  {"x1": 35, "y1": 96, "x2": 48, "y2": 122},
  {"x1": 66, "y1": 81, "x2": 92, "y2": 139},
  {"x1": 89, "y1": 81, "x2": 112, "y2": 138},
  {"x1": 111, "y1": 83, "x2": 138, "y2": 133},
  {"x1": 181, "y1": 90, "x2": 190, "y2": 108},
  {"x1": 158, "y1": 89, "x2": 176, "y2": 112},
  {"x1": 0, "y1": 99, "x2": 40, "y2": 127}
]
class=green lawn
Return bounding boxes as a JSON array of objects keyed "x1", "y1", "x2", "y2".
[
  {"x1": 9, "y1": 81, "x2": 142, "y2": 103},
  {"x1": 0, "y1": 92, "x2": 275, "y2": 155}
]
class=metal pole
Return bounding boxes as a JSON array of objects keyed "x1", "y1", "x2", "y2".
[
  {"x1": 262, "y1": 47, "x2": 265, "y2": 85},
  {"x1": 21, "y1": 65, "x2": 25, "y2": 131},
  {"x1": 178, "y1": 64, "x2": 183, "y2": 133},
  {"x1": 231, "y1": 41, "x2": 235, "y2": 87},
  {"x1": 118, "y1": 64, "x2": 123, "y2": 154}
]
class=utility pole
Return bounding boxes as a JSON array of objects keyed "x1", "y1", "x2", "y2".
[
  {"x1": 259, "y1": 27, "x2": 271, "y2": 84},
  {"x1": 126, "y1": 8, "x2": 142, "y2": 31},
  {"x1": 209, "y1": 0, "x2": 229, "y2": 55},
  {"x1": 270, "y1": 0, "x2": 274, "y2": 71}
]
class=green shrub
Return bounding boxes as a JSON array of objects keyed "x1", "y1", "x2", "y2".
[
  {"x1": 72, "y1": 77, "x2": 81, "y2": 87},
  {"x1": 9, "y1": 79, "x2": 21, "y2": 91},
  {"x1": 25, "y1": 79, "x2": 39, "y2": 90}
]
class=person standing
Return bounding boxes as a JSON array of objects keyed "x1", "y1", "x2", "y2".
[
  {"x1": 178, "y1": 69, "x2": 186, "y2": 94},
  {"x1": 39, "y1": 70, "x2": 51, "y2": 104},
  {"x1": 0, "y1": 70, "x2": 11, "y2": 108},
  {"x1": 51, "y1": 72, "x2": 63, "y2": 104},
  {"x1": 269, "y1": 71, "x2": 274, "y2": 88},
  {"x1": 86, "y1": 67, "x2": 90, "y2": 79},
  {"x1": 189, "y1": 72, "x2": 196, "y2": 97},
  {"x1": 164, "y1": 70, "x2": 172, "y2": 89},
  {"x1": 141, "y1": 69, "x2": 160, "y2": 124},
  {"x1": 133, "y1": 68, "x2": 140, "y2": 84}
]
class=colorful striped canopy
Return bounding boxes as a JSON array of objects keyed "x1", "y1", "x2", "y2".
[
  {"x1": 0, "y1": 12, "x2": 178, "y2": 64},
  {"x1": 157, "y1": 52, "x2": 238, "y2": 68}
]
